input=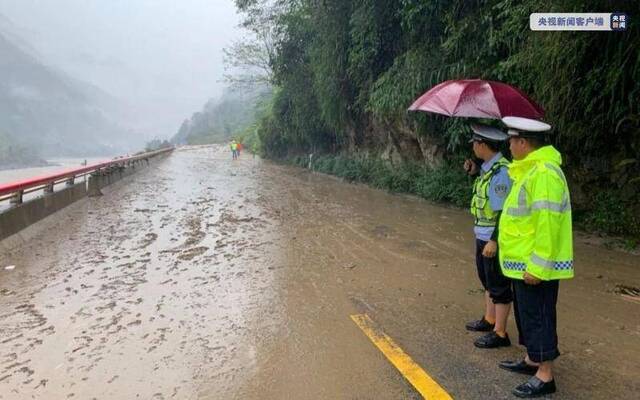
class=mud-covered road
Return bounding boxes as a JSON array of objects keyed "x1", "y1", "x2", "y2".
[{"x1": 1, "y1": 146, "x2": 638, "y2": 399}]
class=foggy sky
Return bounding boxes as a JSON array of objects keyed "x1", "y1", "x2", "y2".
[{"x1": 0, "y1": 0, "x2": 243, "y2": 140}]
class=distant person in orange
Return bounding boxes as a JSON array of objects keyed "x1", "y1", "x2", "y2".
[{"x1": 237, "y1": 142, "x2": 243, "y2": 157}]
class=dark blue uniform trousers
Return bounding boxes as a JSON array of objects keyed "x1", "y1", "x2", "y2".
[{"x1": 513, "y1": 279, "x2": 561, "y2": 363}]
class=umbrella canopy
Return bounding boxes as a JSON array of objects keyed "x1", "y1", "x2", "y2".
[{"x1": 408, "y1": 79, "x2": 544, "y2": 120}]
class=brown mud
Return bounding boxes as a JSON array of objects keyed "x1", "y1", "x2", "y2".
[{"x1": 1, "y1": 146, "x2": 638, "y2": 399}]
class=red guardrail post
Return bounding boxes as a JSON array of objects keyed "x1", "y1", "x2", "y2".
[{"x1": 0, "y1": 147, "x2": 174, "y2": 202}]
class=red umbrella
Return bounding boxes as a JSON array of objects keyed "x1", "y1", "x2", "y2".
[{"x1": 408, "y1": 79, "x2": 544, "y2": 120}]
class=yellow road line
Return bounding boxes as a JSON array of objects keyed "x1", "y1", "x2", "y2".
[{"x1": 350, "y1": 313, "x2": 453, "y2": 400}]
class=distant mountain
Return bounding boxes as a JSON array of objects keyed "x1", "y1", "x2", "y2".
[
  {"x1": 172, "y1": 85, "x2": 272, "y2": 145},
  {"x1": 0, "y1": 130, "x2": 48, "y2": 169},
  {"x1": 0, "y1": 28, "x2": 139, "y2": 162},
  {"x1": 0, "y1": 13, "x2": 41, "y2": 60}
]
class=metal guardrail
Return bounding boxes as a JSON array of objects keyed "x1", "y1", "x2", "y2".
[{"x1": 0, "y1": 147, "x2": 174, "y2": 205}]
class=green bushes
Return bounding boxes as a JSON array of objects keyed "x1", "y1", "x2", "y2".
[
  {"x1": 413, "y1": 164, "x2": 470, "y2": 207},
  {"x1": 576, "y1": 190, "x2": 640, "y2": 240},
  {"x1": 295, "y1": 153, "x2": 471, "y2": 207}
]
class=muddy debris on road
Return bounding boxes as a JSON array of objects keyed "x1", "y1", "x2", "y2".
[{"x1": 0, "y1": 145, "x2": 639, "y2": 400}]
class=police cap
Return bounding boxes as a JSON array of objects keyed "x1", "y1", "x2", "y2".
[
  {"x1": 468, "y1": 123, "x2": 509, "y2": 143},
  {"x1": 502, "y1": 116, "x2": 552, "y2": 137}
]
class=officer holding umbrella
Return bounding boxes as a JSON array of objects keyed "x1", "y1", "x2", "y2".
[
  {"x1": 463, "y1": 124, "x2": 514, "y2": 349},
  {"x1": 409, "y1": 81, "x2": 573, "y2": 397},
  {"x1": 409, "y1": 79, "x2": 543, "y2": 352}
]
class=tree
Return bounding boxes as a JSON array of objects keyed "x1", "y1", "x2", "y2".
[{"x1": 223, "y1": 0, "x2": 285, "y2": 87}]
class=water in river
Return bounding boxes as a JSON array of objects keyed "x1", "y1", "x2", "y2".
[{"x1": 0, "y1": 157, "x2": 111, "y2": 185}]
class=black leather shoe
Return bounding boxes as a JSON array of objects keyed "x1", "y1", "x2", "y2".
[
  {"x1": 474, "y1": 332, "x2": 511, "y2": 348},
  {"x1": 512, "y1": 376, "x2": 556, "y2": 398},
  {"x1": 465, "y1": 317, "x2": 494, "y2": 332},
  {"x1": 498, "y1": 359, "x2": 538, "y2": 375}
]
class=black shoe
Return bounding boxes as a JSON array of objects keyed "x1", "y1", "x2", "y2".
[
  {"x1": 474, "y1": 331, "x2": 511, "y2": 348},
  {"x1": 498, "y1": 359, "x2": 538, "y2": 375},
  {"x1": 512, "y1": 376, "x2": 556, "y2": 398},
  {"x1": 465, "y1": 317, "x2": 494, "y2": 332}
]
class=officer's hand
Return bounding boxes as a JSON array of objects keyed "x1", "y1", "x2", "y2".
[
  {"x1": 464, "y1": 159, "x2": 478, "y2": 175},
  {"x1": 523, "y1": 272, "x2": 542, "y2": 285},
  {"x1": 482, "y1": 240, "x2": 497, "y2": 258}
]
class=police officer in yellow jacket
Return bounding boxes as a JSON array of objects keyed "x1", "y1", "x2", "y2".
[
  {"x1": 464, "y1": 124, "x2": 514, "y2": 349},
  {"x1": 497, "y1": 117, "x2": 574, "y2": 398}
]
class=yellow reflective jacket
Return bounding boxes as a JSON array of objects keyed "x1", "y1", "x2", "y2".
[{"x1": 498, "y1": 146, "x2": 574, "y2": 280}]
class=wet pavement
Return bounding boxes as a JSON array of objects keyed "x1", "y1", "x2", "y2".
[{"x1": 1, "y1": 146, "x2": 639, "y2": 399}]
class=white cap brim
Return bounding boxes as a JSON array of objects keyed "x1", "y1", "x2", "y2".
[{"x1": 502, "y1": 116, "x2": 551, "y2": 132}]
